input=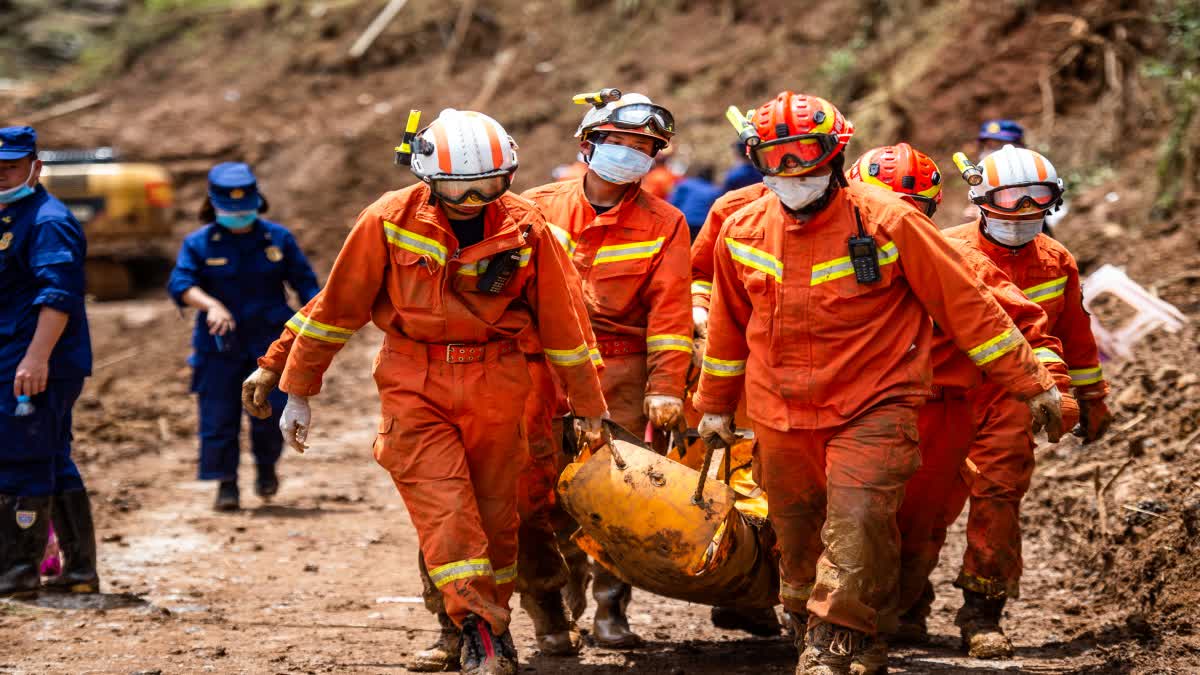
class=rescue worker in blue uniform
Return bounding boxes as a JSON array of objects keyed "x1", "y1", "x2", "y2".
[
  {"x1": 0, "y1": 126, "x2": 97, "y2": 597},
  {"x1": 168, "y1": 162, "x2": 319, "y2": 511}
]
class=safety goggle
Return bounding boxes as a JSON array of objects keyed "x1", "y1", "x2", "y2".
[
  {"x1": 750, "y1": 133, "x2": 841, "y2": 176},
  {"x1": 905, "y1": 195, "x2": 938, "y2": 217},
  {"x1": 604, "y1": 103, "x2": 676, "y2": 136},
  {"x1": 429, "y1": 174, "x2": 511, "y2": 206},
  {"x1": 971, "y1": 181, "x2": 1062, "y2": 213}
]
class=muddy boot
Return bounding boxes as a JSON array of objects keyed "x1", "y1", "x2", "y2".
[
  {"x1": 799, "y1": 619, "x2": 867, "y2": 675},
  {"x1": 710, "y1": 605, "x2": 782, "y2": 637},
  {"x1": 955, "y1": 589, "x2": 1013, "y2": 659},
  {"x1": 521, "y1": 591, "x2": 581, "y2": 656},
  {"x1": 0, "y1": 495, "x2": 52, "y2": 597},
  {"x1": 460, "y1": 613, "x2": 517, "y2": 675},
  {"x1": 214, "y1": 480, "x2": 239, "y2": 512},
  {"x1": 408, "y1": 611, "x2": 462, "y2": 672},
  {"x1": 42, "y1": 490, "x2": 100, "y2": 593},
  {"x1": 850, "y1": 637, "x2": 887, "y2": 675},
  {"x1": 785, "y1": 610, "x2": 809, "y2": 643},
  {"x1": 892, "y1": 580, "x2": 933, "y2": 645},
  {"x1": 254, "y1": 464, "x2": 279, "y2": 499},
  {"x1": 557, "y1": 531, "x2": 590, "y2": 622},
  {"x1": 591, "y1": 567, "x2": 642, "y2": 649}
]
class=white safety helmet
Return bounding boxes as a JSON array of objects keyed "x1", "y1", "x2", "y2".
[
  {"x1": 969, "y1": 144, "x2": 1065, "y2": 215},
  {"x1": 410, "y1": 109, "x2": 518, "y2": 205},
  {"x1": 575, "y1": 92, "x2": 675, "y2": 151}
]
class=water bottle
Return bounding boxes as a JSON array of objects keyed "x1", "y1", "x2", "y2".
[{"x1": 14, "y1": 395, "x2": 35, "y2": 417}]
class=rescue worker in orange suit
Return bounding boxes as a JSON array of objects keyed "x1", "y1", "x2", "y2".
[
  {"x1": 241, "y1": 109, "x2": 608, "y2": 675},
  {"x1": 693, "y1": 93, "x2": 1065, "y2": 675},
  {"x1": 521, "y1": 91, "x2": 693, "y2": 649},
  {"x1": 690, "y1": 181, "x2": 768, "y2": 337},
  {"x1": 844, "y1": 144, "x2": 1080, "y2": 652},
  {"x1": 935, "y1": 144, "x2": 1111, "y2": 658}
]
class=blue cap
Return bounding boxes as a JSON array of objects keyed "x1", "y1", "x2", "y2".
[
  {"x1": 207, "y1": 162, "x2": 261, "y2": 211},
  {"x1": 978, "y1": 119, "x2": 1024, "y2": 144},
  {"x1": 0, "y1": 126, "x2": 37, "y2": 160}
]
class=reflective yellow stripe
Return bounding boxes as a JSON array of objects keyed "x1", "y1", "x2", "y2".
[
  {"x1": 810, "y1": 241, "x2": 899, "y2": 286},
  {"x1": 429, "y1": 558, "x2": 493, "y2": 589},
  {"x1": 702, "y1": 355, "x2": 746, "y2": 377},
  {"x1": 646, "y1": 334, "x2": 692, "y2": 354},
  {"x1": 384, "y1": 220, "x2": 448, "y2": 266},
  {"x1": 1022, "y1": 276, "x2": 1068, "y2": 303},
  {"x1": 544, "y1": 343, "x2": 590, "y2": 367},
  {"x1": 725, "y1": 238, "x2": 782, "y2": 281},
  {"x1": 1069, "y1": 366, "x2": 1104, "y2": 386},
  {"x1": 286, "y1": 311, "x2": 355, "y2": 344},
  {"x1": 692, "y1": 280, "x2": 713, "y2": 295},
  {"x1": 589, "y1": 348, "x2": 603, "y2": 366},
  {"x1": 967, "y1": 327, "x2": 1023, "y2": 366},
  {"x1": 546, "y1": 223, "x2": 577, "y2": 255},
  {"x1": 455, "y1": 248, "x2": 533, "y2": 276},
  {"x1": 494, "y1": 562, "x2": 518, "y2": 585},
  {"x1": 780, "y1": 580, "x2": 813, "y2": 601},
  {"x1": 594, "y1": 237, "x2": 665, "y2": 264},
  {"x1": 1033, "y1": 347, "x2": 1064, "y2": 363}
]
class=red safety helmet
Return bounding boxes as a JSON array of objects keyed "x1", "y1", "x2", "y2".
[
  {"x1": 746, "y1": 92, "x2": 854, "y2": 177},
  {"x1": 848, "y1": 143, "x2": 943, "y2": 216}
]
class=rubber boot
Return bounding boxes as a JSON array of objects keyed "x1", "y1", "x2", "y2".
[
  {"x1": 408, "y1": 611, "x2": 462, "y2": 672},
  {"x1": 557, "y1": 528, "x2": 590, "y2": 622},
  {"x1": 460, "y1": 613, "x2": 518, "y2": 675},
  {"x1": 591, "y1": 566, "x2": 642, "y2": 649},
  {"x1": 710, "y1": 605, "x2": 783, "y2": 637},
  {"x1": 892, "y1": 580, "x2": 933, "y2": 645},
  {"x1": 42, "y1": 490, "x2": 100, "y2": 593},
  {"x1": 0, "y1": 495, "x2": 52, "y2": 597},
  {"x1": 214, "y1": 480, "x2": 239, "y2": 512},
  {"x1": 850, "y1": 637, "x2": 888, "y2": 675},
  {"x1": 799, "y1": 619, "x2": 867, "y2": 675},
  {"x1": 255, "y1": 464, "x2": 279, "y2": 499},
  {"x1": 786, "y1": 610, "x2": 809, "y2": 645},
  {"x1": 955, "y1": 589, "x2": 1013, "y2": 659},
  {"x1": 520, "y1": 590, "x2": 581, "y2": 656}
]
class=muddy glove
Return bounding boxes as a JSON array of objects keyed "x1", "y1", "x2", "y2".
[
  {"x1": 1073, "y1": 396, "x2": 1113, "y2": 444},
  {"x1": 1026, "y1": 386, "x2": 1064, "y2": 443},
  {"x1": 692, "y1": 306, "x2": 709, "y2": 338},
  {"x1": 698, "y1": 412, "x2": 737, "y2": 448},
  {"x1": 242, "y1": 367, "x2": 280, "y2": 419},
  {"x1": 575, "y1": 415, "x2": 609, "y2": 451},
  {"x1": 644, "y1": 395, "x2": 683, "y2": 430},
  {"x1": 279, "y1": 394, "x2": 311, "y2": 454}
]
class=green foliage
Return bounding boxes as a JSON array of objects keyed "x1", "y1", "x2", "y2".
[{"x1": 1149, "y1": 0, "x2": 1200, "y2": 216}]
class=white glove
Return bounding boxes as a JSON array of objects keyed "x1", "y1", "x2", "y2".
[
  {"x1": 279, "y1": 394, "x2": 311, "y2": 453},
  {"x1": 241, "y1": 367, "x2": 280, "y2": 420},
  {"x1": 644, "y1": 395, "x2": 684, "y2": 430},
  {"x1": 698, "y1": 412, "x2": 736, "y2": 447},
  {"x1": 575, "y1": 415, "x2": 609, "y2": 451},
  {"x1": 692, "y1": 306, "x2": 710, "y2": 338},
  {"x1": 1027, "y1": 386, "x2": 1064, "y2": 443}
]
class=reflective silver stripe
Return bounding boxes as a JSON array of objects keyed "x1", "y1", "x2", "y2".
[
  {"x1": 494, "y1": 562, "x2": 518, "y2": 585},
  {"x1": 593, "y1": 237, "x2": 665, "y2": 264},
  {"x1": 646, "y1": 334, "x2": 692, "y2": 353},
  {"x1": 1022, "y1": 276, "x2": 1068, "y2": 303},
  {"x1": 701, "y1": 355, "x2": 746, "y2": 377},
  {"x1": 1033, "y1": 347, "x2": 1064, "y2": 363},
  {"x1": 384, "y1": 220, "x2": 448, "y2": 265},
  {"x1": 544, "y1": 343, "x2": 590, "y2": 367},
  {"x1": 456, "y1": 247, "x2": 532, "y2": 276},
  {"x1": 1069, "y1": 366, "x2": 1103, "y2": 386},
  {"x1": 589, "y1": 348, "x2": 603, "y2": 365},
  {"x1": 692, "y1": 280, "x2": 713, "y2": 295},
  {"x1": 811, "y1": 241, "x2": 899, "y2": 286},
  {"x1": 725, "y1": 238, "x2": 783, "y2": 281},
  {"x1": 429, "y1": 558, "x2": 493, "y2": 589},
  {"x1": 780, "y1": 580, "x2": 812, "y2": 601},
  {"x1": 546, "y1": 223, "x2": 577, "y2": 255},
  {"x1": 967, "y1": 328, "x2": 1023, "y2": 366},
  {"x1": 286, "y1": 311, "x2": 355, "y2": 344}
]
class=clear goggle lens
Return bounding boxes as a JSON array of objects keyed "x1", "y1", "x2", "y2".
[
  {"x1": 607, "y1": 103, "x2": 675, "y2": 135},
  {"x1": 430, "y1": 175, "x2": 511, "y2": 205},
  {"x1": 975, "y1": 182, "x2": 1061, "y2": 212}
]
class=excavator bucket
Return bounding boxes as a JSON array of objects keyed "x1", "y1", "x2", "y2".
[{"x1": 557, "y1": 439, "x2": 779, "y2": 609}]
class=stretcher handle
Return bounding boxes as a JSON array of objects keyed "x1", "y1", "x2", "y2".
[{"x1": 693, "y1": 433, "x2": 732, "y2": 505}]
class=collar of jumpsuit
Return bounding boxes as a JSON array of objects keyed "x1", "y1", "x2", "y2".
[
  {"x1": 567, "y1": 176, "x2": 650, "y2": 230},
  {"x1": 415, "y1": 184, "x2": 528, "y2": 259}
]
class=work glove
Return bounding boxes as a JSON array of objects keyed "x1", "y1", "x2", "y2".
[
  {"x1": 1073, "y1": 396, "x2": 1114, "y2": 444},
  {"x1": 575, "y1": 415, "x2": 609, "y2": 451},
  {"x1": 692, "y1": 306, "x2": 709, "y2": 338},
  {"x1": 280, "y1": 394, "x2": 311, "y2": 454},
  {"x1": 1026, "y1": 386, "x2": 1064, "y2": 443},
  {"x1": 698, "y1": 412, "x2": 737, "y2": 448},
  {"x1": 1059, "y1": 389, "x2": 1080, "y2": 431},
  {"x1": 241, "y1": 367, "x2": 280, "y2": 419},
  {"x1": 644, "y1": 395, "x2": 683, "y2": 430}
]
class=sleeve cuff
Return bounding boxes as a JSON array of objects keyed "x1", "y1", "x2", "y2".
[{"x1": 33, "y1": 288, "x2": 78, "y2": 314}]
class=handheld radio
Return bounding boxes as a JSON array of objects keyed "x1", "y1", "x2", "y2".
[{"x1": 848, "y1": 207, "x2": 881, "y2": 284}]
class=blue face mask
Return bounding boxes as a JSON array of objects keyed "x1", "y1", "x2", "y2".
[
  {"x1": 0, "y1": 165, "x2": 36, "y2": 204},
  {"x1": 588, "y1": 142, "x2": 655, "y2": 185},
  {"x1": 215, "y1": 211, "x2": 257, "y2": 230}
]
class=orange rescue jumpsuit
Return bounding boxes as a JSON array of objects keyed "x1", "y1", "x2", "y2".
[
  {"x1": 694, "y1": 181, "x2": 1056, "y2": 636},
  {"x1": 261, "y1": 185, "x2": 606, "y2": 634},
  {"x1": 521, "y1": 177, "x2": 693, "y2": 434},
  {"x1": 941, "y1": 220, "x2": 1109, "y2": 599},
  {"x1": 895, "y1": 238, "x2": 1078, "y2": 619},
  {"x1": 690, "y1": 183, "x2": 769, "y2": 312}
]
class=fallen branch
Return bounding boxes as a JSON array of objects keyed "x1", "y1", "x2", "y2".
[
  {"x1": 1121, "y1": 504, "x2": 1167, "y2": 520},
  {"x1": 1115, "y1": 413, "x2": 1146, "y2": 434},
  {"x1": 348, "y1": 0, "x2": 410, "y2": 61},
  {"x1": 468, "y1": 48, "x2": 516, "y2": 110},
  {"x1": 25, "y1": 93, "x2": 107, "y2": 125},
  {"x1": 1094, "y1": 456, "x2": 1135, "y2": 538},
  {"x1": 438, "y1": 0, "x2": 479, "y2": 80}
]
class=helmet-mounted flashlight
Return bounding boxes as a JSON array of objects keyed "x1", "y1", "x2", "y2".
[
  {"x1": 725, "y1": 106, "x2": 761, "y2": 148},
  {"x1": 573, "y1": 88, "x2": 622, "y2": 108}
]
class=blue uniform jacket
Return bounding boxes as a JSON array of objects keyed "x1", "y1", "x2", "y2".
[
  {"x1": 668, "y1": 177, "x2": 723, "y2": 233},
  {"x1": 720, "y1": 162, "x2": 763, "y2": 193},
  {"x1": 167, "y1": 219, "x2": 319, "y2": 360},
  {"x1": 0, "y1": 185, "x2": 92, "y2": 382}
]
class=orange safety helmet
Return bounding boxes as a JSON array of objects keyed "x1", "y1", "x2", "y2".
[
  {"x1": 848, "y1": 143, "x2": 943, "y2": 216},
  {"x1": 746, "y1": 92, "x2": 854, "y2": 177}
]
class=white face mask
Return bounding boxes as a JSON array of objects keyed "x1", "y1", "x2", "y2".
[
  {"x1": 588, "y1": 142, "x2": 655, "y2": 185},
  {"x1": 983, "y1": 214, "x2": 1044, "y2": 247},
  {"x1": 763, "y1": 173, "x2": 830, "y2": 210}
]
